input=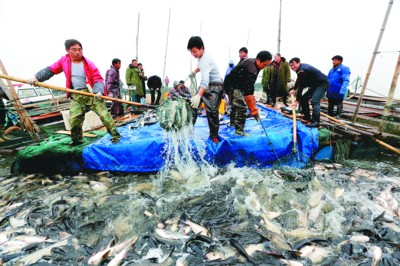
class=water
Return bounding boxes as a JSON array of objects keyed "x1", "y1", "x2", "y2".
[{"x1": 0, "y1": 131, "x2": 399, "y2": 265}]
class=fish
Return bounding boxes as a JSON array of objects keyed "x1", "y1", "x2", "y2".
[
  {"x1": 109, "y1": 235, "x2": 138, "y2": 256},
  {"x1": 261, "y1": 213, "x2": 282, "y2": 235},
  {"x1": 370, "y1": 246, "x2": 382, "y2": 266},
  {"x1": 107, "y1": 245, "x2": 131, "y2": 266},
  {"x1": 349, "y1": 234, "x2": 370, "y2": 243},
  {"x1": 280, "y1": 259, "x2": 304, "y2": 266},
  {"x1": 308, "y1": 194, "x2": 326, "y2": 223},
  {"x1": 89, "y1": 181, "x2": 108, "y2": 193},
  {"x1": 180, "y1": 218, "x2": 209, "y2": 236},
  {"x1": 16, "y1": 237, "x2": 75, "y2": 265},
  {"x1": 87, "y1": 238, "x2": 114, "y2": 265},
  {"x1": 154, "y1": 228, "x2": 189, "y2": 240}
]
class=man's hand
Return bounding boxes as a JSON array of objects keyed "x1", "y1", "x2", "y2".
[
  {"x1": 94, "y1": 92, "x2": 102, "y2": 99},
  {"x1": 108, "y1": 93, "x2": 114, "y2": 98},
  {"x1": 191, "y1": 94, "x2": 201, "y2": 109},
  {"x1": 289, "y1": 89, "x2": 296, "y2": 95},
  {"x1": 27, "y1": 77, "x2": 38, "y2": 86},
  {"x1": 254, "y1": 114, "x2": 261, "y2": 122},
  {"x1": 189, "y1": 70, "x2": 197, "y2": 78},
  {"x1": 292, "y1": 100, "x2": 299, "y2": 109}
]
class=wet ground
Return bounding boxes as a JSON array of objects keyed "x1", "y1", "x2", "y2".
[{"x1": 0, "y1": 140, "x2": 399, "y2": 265}]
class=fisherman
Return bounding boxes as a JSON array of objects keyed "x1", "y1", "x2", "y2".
[
  {"x1": 261, "y1": 53, "x2": 291, "y2": 107},
  {"x1": 0, "y1": 85, "x2": 11, "y2": 142},
  {"x1": 327, "y1": 55, "x2": 351, "y2": 118},
  {"x1": 125, "y1": 59, "x2": 144, "y2": 104},
  {"x1": 187, "y1": 36, "x2": 224, "y2": 144},
  {"x1": 27, "y1": 39, "x2": 121, "y2": 146},
  {"x1": 147, "y1": 75, "x2": 162, "y2": 105},
  {"x1": 224, "y1": 51, "x2": 272, "y2": 136},
  {"x1": 105, "y1": 58, "x2": 124, "y2": 117},
  {"x1": 288, "y1": 57, "x2": 330, "y2": 127},
  {"x1": 169, "y1": 80, "x2": 192, "y2": 101}
]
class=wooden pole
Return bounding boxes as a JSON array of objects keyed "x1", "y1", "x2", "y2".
[
  {"x1": 136, "y1": 12, "x2": 140, "y2": 61},
  {"x1": 0, "y1": 74, "x2": 156, "y2": 109},
  {"x1": 277, "y1": 0, "x2": 282, "y2": 54},
  {"x1": 379, "y1": 51, "x2": 400, "y2": 131},
  {"x1": 162, "y1": 8, "x2": 171, "y2": 87},
  {"x1": 352, "y1": 0, "x2": 394, "y2": 122},
  {"x1": 0, "y1": 59, "x2": 41, "y2": 140},
  {"x1": 321, "y1": 112, "x2": 400, "y2": 155}
]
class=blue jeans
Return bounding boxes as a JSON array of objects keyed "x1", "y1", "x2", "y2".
[{"x1": 300, "y1": 82, "x2": 329, "y2": 123}]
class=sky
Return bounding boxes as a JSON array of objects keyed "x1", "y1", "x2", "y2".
[{"x1": 1, "y1": 0, "x2": 399, "y2": 99}]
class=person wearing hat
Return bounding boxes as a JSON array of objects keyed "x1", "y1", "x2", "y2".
[
  {"x1": 225, "y1": 60, "x2": 235, "y2": 77},
  {"x1": 169, "y1": 80, "x2": 191, "y2": 100},
  {"x1": 327, "y1": 55, "x2": 351, "y2": 118}
]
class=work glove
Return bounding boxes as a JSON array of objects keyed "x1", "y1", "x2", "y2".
[
  {"x1": 244, "y1": 95, "x2": 259, "y2": 117},
  {"x1": 189, "y1": 70, "x2": 196, "y2": 78},
  {"x1": 27, "y1": 77, "x2": 38, "y2": 85},
  {"x1": 108, "y1": 93, "x2": 114, "y2": 98},
  {"x1": 94, "y1": 92, "x2": 102, "y2": 99},
  {"x1": 191, "y1": 94, "x2": 201, "y2": 109}
]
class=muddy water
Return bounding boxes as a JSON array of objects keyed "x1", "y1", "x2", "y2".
[{"x1": 0, "y1": 136, "x2": 399, "y2": 265}]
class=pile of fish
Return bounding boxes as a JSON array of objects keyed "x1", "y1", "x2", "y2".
[{"x1": 1, "y1": 158, "x2": 400, "y2": 265}]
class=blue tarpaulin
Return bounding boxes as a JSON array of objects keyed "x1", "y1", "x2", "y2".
[{"x1": 83, "y1": 104, "x2": 319, "y2": 172}]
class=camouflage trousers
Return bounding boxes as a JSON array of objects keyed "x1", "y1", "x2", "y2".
[
  {"x1": 230, "y1": 89, "x2": 247, "y2": 132},
  {"x1": 69, "y1": 92, "x2": 120, "y2": 143}
]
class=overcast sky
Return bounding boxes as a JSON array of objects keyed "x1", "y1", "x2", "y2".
[{"x1": 1, "y1": 0, "x2": 399, "y2": 98}]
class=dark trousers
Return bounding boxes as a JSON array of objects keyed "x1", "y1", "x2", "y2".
[
  {"x1": 328, "y1": 97, "x2": 343, "y2": 117},
  {"x1": 150, "y1": 88, "x2": 161, "y2": 105},
  {"x1": 192, "y1": 84, "x2": 224, "y2": 139},
  {"x1": 300, "y1": 83, "x2": 328, "y2": 123},
  {"x1": 110, "y1": 102, "x2": 124, "y2": 117},
  {"x1": 230, "y1": 89, "x2": 247, "y2": 131}
]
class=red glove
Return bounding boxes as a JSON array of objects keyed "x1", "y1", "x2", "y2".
[{"x1": 244, "y1": 95, "x2": 259, "y2": 117}]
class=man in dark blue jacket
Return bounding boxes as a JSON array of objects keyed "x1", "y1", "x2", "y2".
[
  {"x1": 289, "y1": 57, "x2": 329, "y2": 127},
  {"x1": 327, "y1": 55, "x2": 350, "y2": 118}
]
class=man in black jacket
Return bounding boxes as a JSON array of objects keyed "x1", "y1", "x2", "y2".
[
  {"x1": 147, "y1": 75, "x2": 162, "y2": 105},
  {"x1": 224, "y1": 51, "x2": 272, "y2": 136}
]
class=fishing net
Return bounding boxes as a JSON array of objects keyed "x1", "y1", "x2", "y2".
[
  {"x1": 334, "y1": 138, "x2": 351, "y2": 162},
  {"x1": 272, "y1": 95, "x2": 315, "y2": 190},
  {"x1": 156, "y1": 98, "x2": 192, "y2": 131},
  {"x1": 11, "y1": 131, "x2": 105, "y2": 174}
]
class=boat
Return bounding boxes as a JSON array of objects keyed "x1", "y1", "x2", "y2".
[
  {"x1": 3, "y1": 84, "x2": 69, "y2": 124},
  {"x1": 11, "y1": 104, "x2": 318, "y2": 174}
]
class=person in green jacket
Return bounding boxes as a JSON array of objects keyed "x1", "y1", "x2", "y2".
[
  {"x1": 125, "y1": 59, "x2": 144, "y2": 103},
  {"x1": 261, "y1": 53, "x2": 291, "y2": 107}
]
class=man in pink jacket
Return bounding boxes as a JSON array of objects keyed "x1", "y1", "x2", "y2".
[{"x1": 28, "y1": 39, "x2": 120, "y2": 146}]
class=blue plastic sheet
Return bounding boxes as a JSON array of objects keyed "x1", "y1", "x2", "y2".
[{"x1": 83, "y1": 104, "x2": 319, "y2": 172}]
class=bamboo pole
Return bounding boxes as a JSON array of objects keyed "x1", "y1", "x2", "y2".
[
  {"x1": 0, "y1": 59, "x2": 41, "y2": 140},
  {"x1": 379, "y1": 51, "x2": 400, "y2": 131},
  {"x1": 0, "y1": 74, "x2": 156, "y2": 109},
  {"x1": 136, "y1": 12, "x2": 140, "y2": 61},
  {"x1": 277, "y1": 0, "x2": 282, "y2": 54},
  {"x1": 321, "y1": 112, "x2": 400, "y2": 155},
  {"x1": 352, "y1": 0, "x2": 394, "y2": 122},
  {"x1": 162, "y1": 8, "x2": 171, "y2": 87}
]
